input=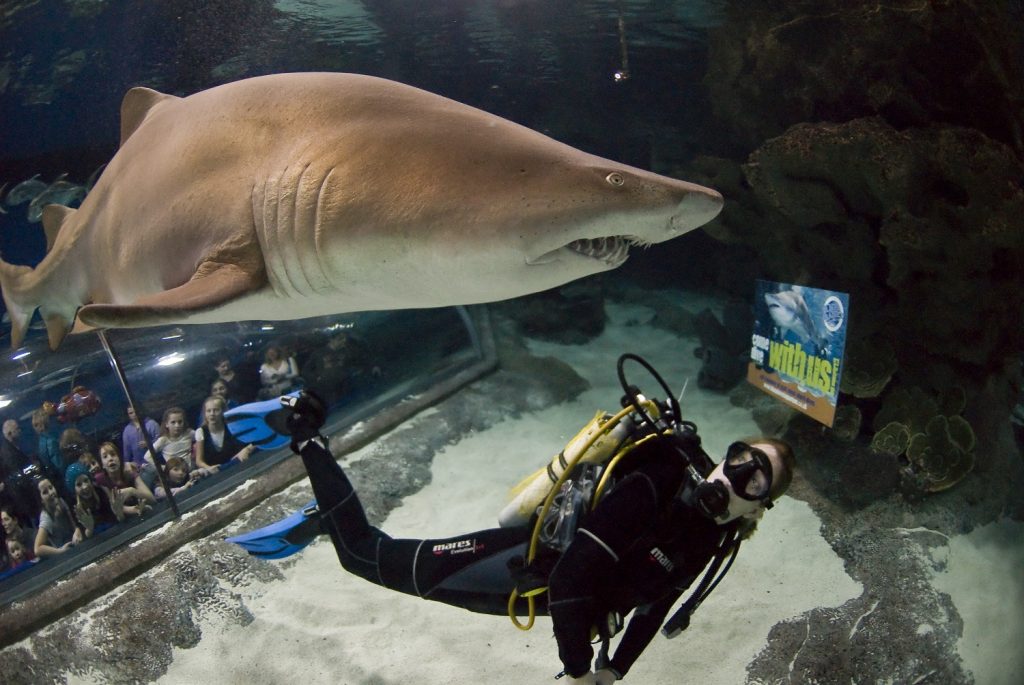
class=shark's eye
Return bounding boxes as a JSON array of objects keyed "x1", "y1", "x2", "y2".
[{"x1": 605, "y1": 172, "x2": 625, "y2": 187}]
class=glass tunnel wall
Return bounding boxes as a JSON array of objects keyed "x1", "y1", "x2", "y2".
[{"x1": 0, "y1": 306, "x2": 488, "y2": 606}]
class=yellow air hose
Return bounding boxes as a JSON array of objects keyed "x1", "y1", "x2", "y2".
[{"x1": 507, "y1": 401, "x2": 662, "y2": 630}]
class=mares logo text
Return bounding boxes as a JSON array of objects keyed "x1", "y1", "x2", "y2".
[
  {"x1": 649, "y1": 547, "x2": 674, "y2": 573},
  {"x1": 432, "y1": 539, "x2": 479, "y2": 556}
]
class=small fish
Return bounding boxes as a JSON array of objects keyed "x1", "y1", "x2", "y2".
[
  {"x1": 5, "y1": 175, "x2": 48, "y2": 206},
  {"x1": 27, "y1": 180, "x2": 87, "y2": 223}
]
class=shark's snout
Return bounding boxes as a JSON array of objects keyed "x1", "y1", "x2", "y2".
[{"x1": 670, "y1": 187, "x2": 724, "y2": 233}]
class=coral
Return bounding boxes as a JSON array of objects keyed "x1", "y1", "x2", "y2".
[
  {"x1": 904, "y1": 416, "x2": 976, "y2": 492},
  {"x1": 840, "y1": 336, "x2": 897, "y2": 399},
  {"x1": 872, "y1": 386, "x2": 939, "y2": 435},
  {"x1": 704, "y1": 0, "x2": 1024, "y2": 156},
  {"x1": 869, "y1": 384, "x2": 977, "y2": 494},
  {"x1": 870, "y1": 422, "x2": 911, "y2": 457},
  {"x1": 945, "y1": 415, "x2": 976, "y2": 453}
]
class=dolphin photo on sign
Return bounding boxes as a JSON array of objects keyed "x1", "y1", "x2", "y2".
[{"x1": 0, "y1": 72, "x2": 723, "y2": 349}]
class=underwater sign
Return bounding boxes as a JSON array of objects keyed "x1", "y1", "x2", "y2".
[{"x1": 747, "y1": 280, "x2": 850, "y2": 427}]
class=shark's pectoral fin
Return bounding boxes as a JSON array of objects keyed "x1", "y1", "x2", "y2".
[{"x1": 77, "y1": 263, "x2": 266, "y2": 330}]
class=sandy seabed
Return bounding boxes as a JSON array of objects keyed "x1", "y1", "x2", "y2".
[{"x1": 120, "y1": 299, "x2": 1021, "y2": 685}]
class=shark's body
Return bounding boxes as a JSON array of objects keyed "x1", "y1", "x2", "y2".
[{"x1": 0, "y1": 72, "x2": 723, "y2": 348}]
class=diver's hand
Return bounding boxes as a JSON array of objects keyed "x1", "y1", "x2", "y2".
[
  {"x1": 566, "y1": 673, "x2": 599, "y2": 685},
  {"x1": 282, "y1": 391, "x2": 328, "y2": 452},
  {"x1": 594, "y1": 669, "x2": 618, "y2": 684},
  {"x1": 283, "y1": 391, "x2": 326, "y2": 438}
]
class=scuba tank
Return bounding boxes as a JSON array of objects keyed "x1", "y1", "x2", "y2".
[{"x1": 498, "y1": 411, "x2": 633, "y2": 528}]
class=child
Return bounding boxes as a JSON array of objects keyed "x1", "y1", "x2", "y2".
[
  {"x1": 6, "y1": 537, "x2": 35, "y2": 571},
  {"x1": 153, "y1": 456, "x2": 207, "y2": 500},
  {"x1": 195, "y1": 396, "x2": 256, "y2": 471},
  {"x1": 34, "y1": 477, "x2": 83, "y2": 557},
  {"x1": 73, "y1": 472, "x2": 124, "y2": 536},
  {"x1": 94, "y1": 442, "x2": 155, "y2": 516},
  {"x1": 149, "y1": 407, "x2": 195, "y2": 470}
]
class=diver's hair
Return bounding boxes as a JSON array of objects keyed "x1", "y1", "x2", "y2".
[{"x1": 745, "y1": 436, "x2": 796, "y2": 501}]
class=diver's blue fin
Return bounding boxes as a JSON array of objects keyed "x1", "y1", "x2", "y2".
[
  {"x1": 226, "y1": 500, "x2": 320, "y2": 559},
  {"x1": 223, "y1": 392, "x2": 301, "y2": 449}
]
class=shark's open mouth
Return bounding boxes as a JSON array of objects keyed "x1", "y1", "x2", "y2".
[
  {"x1": 567, "y1": 237, "x2": 631, "y2": 265},
  {"x1": 528, "y1": 235, "x2": 645, "y2": 267}
]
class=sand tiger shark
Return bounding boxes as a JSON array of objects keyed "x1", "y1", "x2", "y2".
[{"x1": 0, "y1": 72, "x2": 723, "y2": 349}]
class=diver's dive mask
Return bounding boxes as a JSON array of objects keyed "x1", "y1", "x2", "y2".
[
  {"x1": 694, "y1": 442, "x2": 774, "y2": 522},
  {"x1": 723, "y1": 442, "x2": 773, "y2": 503}
]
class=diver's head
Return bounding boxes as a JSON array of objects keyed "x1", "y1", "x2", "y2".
[{"x1": 699, "y1": 438, "x2": 795, "y2": 524}]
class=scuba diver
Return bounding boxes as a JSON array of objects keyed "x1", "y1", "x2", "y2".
[{"x1": 231, "y1": 354, "x2": 796, "y2": 684}]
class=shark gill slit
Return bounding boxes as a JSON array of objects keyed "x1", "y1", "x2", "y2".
[
  {"x1": 292, "y1": 161, "x2": 333, "y2": 295},
  {"x1": 275, "y1": 163, "x2": 307, "y2": 297},
  {"x1": 260, "y1": 174, "x2": 293, "y2": 298},
  {"x1": 280, "y1": 161, "x2": 313, "y2": 295},
  {"x1": 263, "y1": 170, "x2": 301, "y2": 299},
  {"x1": 310, "y1": 166, "x2": 336, "y2": 293},
  {"x1": 249, "y1": 179, "x2": 272, "y2": 293}
]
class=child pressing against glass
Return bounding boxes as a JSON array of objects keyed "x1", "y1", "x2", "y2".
[
  {"x1": 95, "y1": 442, "x2": 155, "y2": 517},
  {"x1": 153, "y1": 456, "x2": 210, "y2": 500},
  {"x1": 73, "y1": 472, "x2": 125, "y2": 537}
]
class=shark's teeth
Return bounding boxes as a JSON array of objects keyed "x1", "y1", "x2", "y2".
[{"x1": 567, "y1": 236, "x2": 631, "y2": 265}]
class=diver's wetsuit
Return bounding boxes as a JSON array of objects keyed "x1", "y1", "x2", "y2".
[
  {"x1": 300, "y1": 434, "x2": 734, "y2": 679},
  {"x1": 299, "y1": 438, "x2": 530, "y2": 615}
]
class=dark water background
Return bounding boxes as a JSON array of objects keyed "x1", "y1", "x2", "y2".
[{"x1": 1, "y1": 0, "x2": 724, "y2": 268}]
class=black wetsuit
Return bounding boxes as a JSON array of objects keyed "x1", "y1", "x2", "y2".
[{"x1": 300, "y1": 434, "x2": 733, "y2": 679}]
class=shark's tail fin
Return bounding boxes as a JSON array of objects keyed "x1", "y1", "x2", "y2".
[
  {"x1": 1, "y1": 205, "x2": 83, "y2": 349},
  {"x1": 0, "y1": 259, "x2": 37, "y2": 348}
]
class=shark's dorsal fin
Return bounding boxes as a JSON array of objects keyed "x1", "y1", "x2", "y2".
[
  {"x1": 120, "y1": 87, "x2": 180, "y2": 147},
  {"x1": 41, "y1": 205, "x2": 76, "y2": 253}
]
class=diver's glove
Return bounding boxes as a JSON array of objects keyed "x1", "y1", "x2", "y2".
[
  {"x1": 594, "y1": 668, "x2": 619, "y2": 684},
  {"x1": 565, "y1": 673, "x2": 599, "y2": 685},
  {"x1": 282, "y1": 390, "x2": 327, "y2": 452}
]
